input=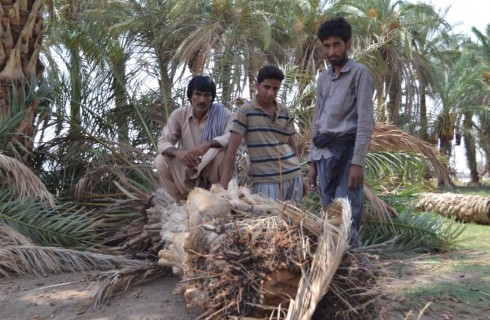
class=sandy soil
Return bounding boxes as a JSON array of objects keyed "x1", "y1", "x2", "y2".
[
  {"x1": 0, "y1": 272, "x2": 200, "y2": 320},
  {"x1": 1, "y1": 250, "x2": 489, "y2": 320}
]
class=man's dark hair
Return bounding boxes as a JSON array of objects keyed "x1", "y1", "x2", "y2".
[
  {"x1": 257, "y1": 65, "x2": 285, "y2": 84},
  {"x1": 317, "y1": 17, "x2": 352, "y2": 43},
  {"x1": 187, "y1": 75, "x2": 216, "y2": 103}
]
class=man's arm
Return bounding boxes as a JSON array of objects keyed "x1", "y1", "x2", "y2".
[
  {"x1": 191, "y1": 139, "x2": 222, "y2": 158},
  {"x1": 157, "y1": 108, "x2": 200, "y2": 168},
  {"x1": 191, "y1": 108, "x2": 234, "y2": 157},
  {"x1": 219, "y1": 131, "x2": 243, "y2": 189},
  {"x1": 288, "y1": 135, "x2": 308, "y2": 195},
  {"x1": 163, "y1": 147, "x2": 201, "y2": 168},
  {"x1": 306, "y1": 73, "x2": 325, "y2": 190},
  {"x1": 349, "y1": 65, "x2": 375, "y2": 189}
]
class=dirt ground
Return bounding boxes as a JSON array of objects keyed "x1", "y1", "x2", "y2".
[
  {"x1": 0, "y1": 272, "x2": 200, "y2": 320},
  {"x1": 1, "y1": 250, "x2": 489, "y2": 320}
]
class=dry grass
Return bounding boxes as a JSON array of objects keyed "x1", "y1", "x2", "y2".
[{"x1": 0, "y1": 153, "x2": 55, "y2": 206}]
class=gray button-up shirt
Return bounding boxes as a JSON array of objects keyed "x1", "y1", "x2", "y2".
[{"x1": 308, "y1": 59, "x2": 375, "y2": 166}]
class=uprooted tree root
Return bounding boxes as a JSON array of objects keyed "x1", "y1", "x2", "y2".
[
  {"x1": 155, "y1": 183, "x2": 385, "y2": 319},
  {"x1": 312, "y1": 251, "x2": 383, "y2": 320},
  {"x1": 175, "y1": 216, "x2": 306, "y2": 319},
  {"x1": 177, "y1": 233, "x2": 382, "y2": 320}
]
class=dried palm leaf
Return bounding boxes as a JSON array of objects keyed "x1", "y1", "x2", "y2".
[
  {"x1": 286, "y1": 198, "x2": 352, "y2": 319},
  {"x1": 71, "y1": 141, "x2": 159, "y2": 201},
  {"x1": 0, "y1": 153, "x2": 55, "y2": 206},
  {"x1": 370, "y1": 123, "x2": 453, "y2": 188},
  {"x1": 364, "y1": 184, "x2": 398, "y2": 221},
  {"x1": 88, "y1": 263, "x2": 170, "y2": 310}
]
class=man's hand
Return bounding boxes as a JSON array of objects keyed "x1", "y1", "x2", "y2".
[
  {"x1": 302, "y1": 178, "x2": 309, "y2": 196},
  {"x1": 192, "y1": 141, "x2": 211, "y2": 157},
  {"x1": 348, "y1": 164, "x2": 364, "y2": 189},
  {"x1": 176, "y1": 149, "x2": 201, "y2": 168},
  {"x1": 307, "y1": 162, "x2": 318, "y2": 191}
]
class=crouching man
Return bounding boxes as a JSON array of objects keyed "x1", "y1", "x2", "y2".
[{"x1": 155, "y1": 76, "x2": 233, "y2": 201}]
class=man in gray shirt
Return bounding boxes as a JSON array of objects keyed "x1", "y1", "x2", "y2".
[{"x1": 307, "y1": 17, "x2": 375, "y2": 248}]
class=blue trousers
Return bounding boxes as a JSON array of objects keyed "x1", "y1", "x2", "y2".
[{"x1": 317, "y1": 146, "x2": 363, "y2": 247}]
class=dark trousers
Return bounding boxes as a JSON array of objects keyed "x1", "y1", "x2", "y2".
[{"x1": 317, "y1": 146, "x2": 363, "y2": 248}]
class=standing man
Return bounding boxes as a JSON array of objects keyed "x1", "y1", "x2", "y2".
[
  {"x1": 220, "y1": 65, "x2": 305, "y2": 203},
  {"x1": 155, "y1": 75, "x2": 234, "y2": 201},
  {"x1": 307, "y1": 17, "x2": 375, "y2": 247}
]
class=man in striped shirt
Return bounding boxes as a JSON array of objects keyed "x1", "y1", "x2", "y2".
[{"x1": 220, "y1": 66, "x2": 305, "y2": 203}]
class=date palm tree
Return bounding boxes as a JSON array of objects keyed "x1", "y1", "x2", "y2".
[
  {"x1": 339, "y1": 0, "x2": 447, "y2": 128},
  {"x1": 169, "y1": 0, "x2": 288, "y2": 105},
  {"x1": 471, "y1": 25, "x2": 490, "y2": 178},
  {"x1": 0, "y1": 0, "x2": 45, "y2": 165}
]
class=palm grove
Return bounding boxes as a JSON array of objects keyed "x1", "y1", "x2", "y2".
[{"x1": 0, "y1": 0, "x2": 489, "y2": 271}]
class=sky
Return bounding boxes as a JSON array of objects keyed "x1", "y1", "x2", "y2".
[{"x1": 427, "y1": 0, "x2": 488, "y2": 36}]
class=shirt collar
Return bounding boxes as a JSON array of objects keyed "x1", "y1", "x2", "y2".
[
  {"x1": 327, "y1": 58, "x2": 355, "y2": 79},
  {"x1": 252, "y1": 95, "x2": 284, "y2": 112},
  {"x1": 186, "y1": 105, "x2": 209, "y2": 121}
]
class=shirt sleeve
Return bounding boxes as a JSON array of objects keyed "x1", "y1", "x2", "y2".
[
  {"x1": 157, "y1": 110, "x2": 182, "y2": 154},
  {"x1": 230, "y1": 106, "x2": 248, "y2": 137},
  {"x1": 307, "y1": 74, "x2": 324, "y2": 163},
  {"x1": 351, "y1": 66, "x2": 375, "y2": 166}
]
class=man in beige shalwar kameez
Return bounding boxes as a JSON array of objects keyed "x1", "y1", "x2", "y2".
[{"x1": 155, "y1": 76, "x2": 233, "y2": 201}]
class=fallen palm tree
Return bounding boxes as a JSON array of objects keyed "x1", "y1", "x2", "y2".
[
  {"x1": 157, "y1": 181, "x2": 382, "y2": 319},
  {"x1": 415, "y1": 193, "x2": 490, "y2": 225}
]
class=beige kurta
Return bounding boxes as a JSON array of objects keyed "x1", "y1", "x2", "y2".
[{"x1": 155, "y1": 105, "x2": 233, "y2": 201}]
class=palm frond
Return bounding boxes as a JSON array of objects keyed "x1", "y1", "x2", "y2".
[
  {"x1": 364, "y1": 184, "x2": 398, "y2": 222},
  {"x1": 361, "y1": 211, "x2": 466, "y2": 251},
  {"x1": 365, "y1": 151, "x2": 430, "y2": 186},
  {"x1": 0, "y1": 153, "x2": 55, "y2": 206},
  {"x1": 0, "y1": 190, "x2": 107, "y2": 249},
  {"x1": 0, "y1": 224, "x2": 149, "y2": 278},
  {"x1": 88, "y1": 263, "x2": 169, "y2": 309},
  {"x1": 370, "y1": 123, "x2": 453, "y2": 188},
  {"x1": 286, "y1": 198, "x2": 352, "y2": 319}
]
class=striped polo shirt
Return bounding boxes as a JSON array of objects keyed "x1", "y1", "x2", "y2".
[{"x1": 231, "y1": 97, "x2": 301, "y2": 184}]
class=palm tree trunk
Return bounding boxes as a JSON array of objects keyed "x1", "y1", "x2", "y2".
[
  {"x1": 416, "y1": 193, "x2": 490, "y2": 225},
  {"x1": 68, "y1": 47, "x2": 82, "y2": 141},
  {"x1": 479, "y1": 114, "x2": 490, "y2": 178},
  {"x1": 419, "y1": 78, "x2": 429, "y2": 141},
  {"x1": 111, "y1": 55, "x2": 129, "y2": 143},
  {"x1": 0, "y1": 0, "x2": 44, "y2": 164},
  {"x1": 156, "y1": 53, "x2": 174, "y2": 121},
  {"x1": 387, "y1": 72, "x2": 401, "y2": 123},
  {"x1": 463, "y1": 112, "x2": 479, "y2": 184}
]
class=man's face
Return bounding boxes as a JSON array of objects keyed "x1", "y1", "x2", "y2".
[
  {"x1": 191, "y1": 90, "x2": 213, "y2": 113},
  {"x1": 322, "y1": 36, "x2": 351, "y2": 67},
  {"x1": 256, "y1": 79, "x2": 281, "y2": 105}
]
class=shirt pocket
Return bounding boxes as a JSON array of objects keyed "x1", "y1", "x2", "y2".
[{"x1": 328, "y1": 84, "x2": 355, "y2": 116}]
